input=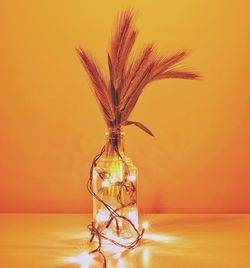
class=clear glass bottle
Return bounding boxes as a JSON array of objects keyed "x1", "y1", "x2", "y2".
[{"x1": 92, "y1": 127, "x2": 138, "y2": 240}]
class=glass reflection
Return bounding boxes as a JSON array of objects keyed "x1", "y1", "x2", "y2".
[{"x1": 65, "y1": 230, "x2": 176, "y2": 268}]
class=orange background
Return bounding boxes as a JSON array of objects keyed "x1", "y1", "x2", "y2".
[{"x1": 0, "y1": 0, "x2": 249, "y2": 213}]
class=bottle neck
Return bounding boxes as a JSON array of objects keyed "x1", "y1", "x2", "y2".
[{"x1": 105, "y1": 127, "x2": 125, "y2": 157}]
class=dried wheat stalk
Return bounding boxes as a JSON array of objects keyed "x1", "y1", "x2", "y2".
[{"x1": 77, "y1": 8, "x2": 200, "y2": 134}]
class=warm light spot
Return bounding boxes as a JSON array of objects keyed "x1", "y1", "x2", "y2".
[
  {"x1": 67, "y1": 252, "x2": 93, "y2": 267},
  {"x1": 92, "y1": 169, "x2": 98, "y2": 180},
  {"x1": 114, "y1": 252, "x2": 122, "y2": 259},
  {"x1": 102, "y1": 179, "x2": 109, "y2": 188},
  {"x1": 108, "y1": 160, "x2": 124, "y2": 183},
  {"x1": 142, "y1": 248, "x2": 150, "y2": 263},
  {"x1": 103, "y1": 230, "x2": 135, "y2": 248},
  {"x1": 110, "y1": 173, "x2": 117, "y2": 183},
  {"x1": 142, "y1": 221, "x2": 149, "y2": 229},
  {"x1": 117, "y1": 219, "x2": 123, "y2": 228},
  {"x1": 117, "y1": 258, "x2": 124, "y2": 268},
  {"x1": 127, "y1": 209, "x2": 138, "y2": 228},
  {"x1": 143, "y1": 233, "x2": 176, "y2": 243},
  {"x1": 96, "y1": 209, "x2": 109, "y2": 224},
  {"x1": 127, "y1": 174, "x2": 136, "y2": 182}
]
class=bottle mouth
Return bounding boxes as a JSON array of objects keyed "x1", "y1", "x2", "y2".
[{"x1": 105, "y1": 127, "x2": 124, "y2": 139}]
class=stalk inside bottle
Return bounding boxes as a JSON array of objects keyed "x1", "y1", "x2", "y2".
[{"x1": 93, "y1": 128, "x2": 138, "y2": 240}]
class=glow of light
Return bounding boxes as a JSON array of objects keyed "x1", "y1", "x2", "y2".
[
  {"x1": 67, "y1": 252, "x2": 93, "y2": 267},
  {"x1": 108, "y1": 160, "x2": 124, "y2": 183},
  {"x1": 118, "y1": 220, "x2": 123, "y2": 228},
  {"x1": 102, "y1": 179, "x2": 110, "y2": 188},
  {"x1": 127, "y1": 209, "x2": 138, "y2": 228},
  {"x1": 117, "y1": 258, "x2": 124, "y2": 268},
  {"x1": 110, "y1": 173, "x2": 117, "y2": 183},
  {"x1": 127, "y1": 174, "x2": 136, "y2": 182},
  {"x1": 96, "y1": 209, "x2": 109, "y2": 224},
  {"x1": 142, "y1": 248, "x2": 150, "y2": 263},
  {"x1": 143, "y1": 233, "x2": 176, "y2": 243},
  {"x1": 103, "y1": 229, "x2": 135, "y2": 247},
  {"x1": 92, "y1": 168, "x2": 98, "y2": 180},
  {"x1": 142, "y1": 221, "x2": 149, "y2": 229},
  {"x1": 114, "y1": 252, "x2": 122, "y2": 259},
  {"x1": 102, "y1": 238, "x2": 126, "y2": 257}
]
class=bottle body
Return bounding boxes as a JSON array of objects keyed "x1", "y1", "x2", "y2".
[{"x1": 92, "y1": 128, "x2": 138, "y2": 239}]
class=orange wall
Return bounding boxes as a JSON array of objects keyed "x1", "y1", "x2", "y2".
[{"x1": 0, "y1": 0, "x2": 250, "y2": 213}]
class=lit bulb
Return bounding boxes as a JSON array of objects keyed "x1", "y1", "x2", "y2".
[
  {"x1": 102, "y1": 179, "x2": 109, "y2": 188},
  {"x1": 96, "y1": 209, "x2": 109, "y2": 224},
  {"x1": 142, "y1": 221, "x2": 149, "y2": 229},
  {"x1": 127, "y1": 174, "x2": 136, "y2": 182}
]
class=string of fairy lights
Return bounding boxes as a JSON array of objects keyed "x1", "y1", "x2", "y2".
[{"x1": 86, "y1": 143, "x2": 145, "y2": 268}]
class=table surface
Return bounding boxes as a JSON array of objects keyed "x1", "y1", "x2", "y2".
[{"x1": 0, "y1": 214, "x2": 249, "y2": 268}]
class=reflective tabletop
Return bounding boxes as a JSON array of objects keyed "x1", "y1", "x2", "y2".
[{"x1": 0, "y1": 214, "x2": 249, "y2": 268}]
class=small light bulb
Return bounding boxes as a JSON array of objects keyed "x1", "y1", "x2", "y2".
[
  {"x1": 102, "y1": 179, "x2": 109, "y2": 188},
  {"x1": 96, "y1": 209, "x2": 109, "y2": 223},
  {"x1": 127, "y1": 174, "x2": 136, "y2": 182},
  {"x1": 142, "y1": 221, "x2": 149, "y2": 229}
]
